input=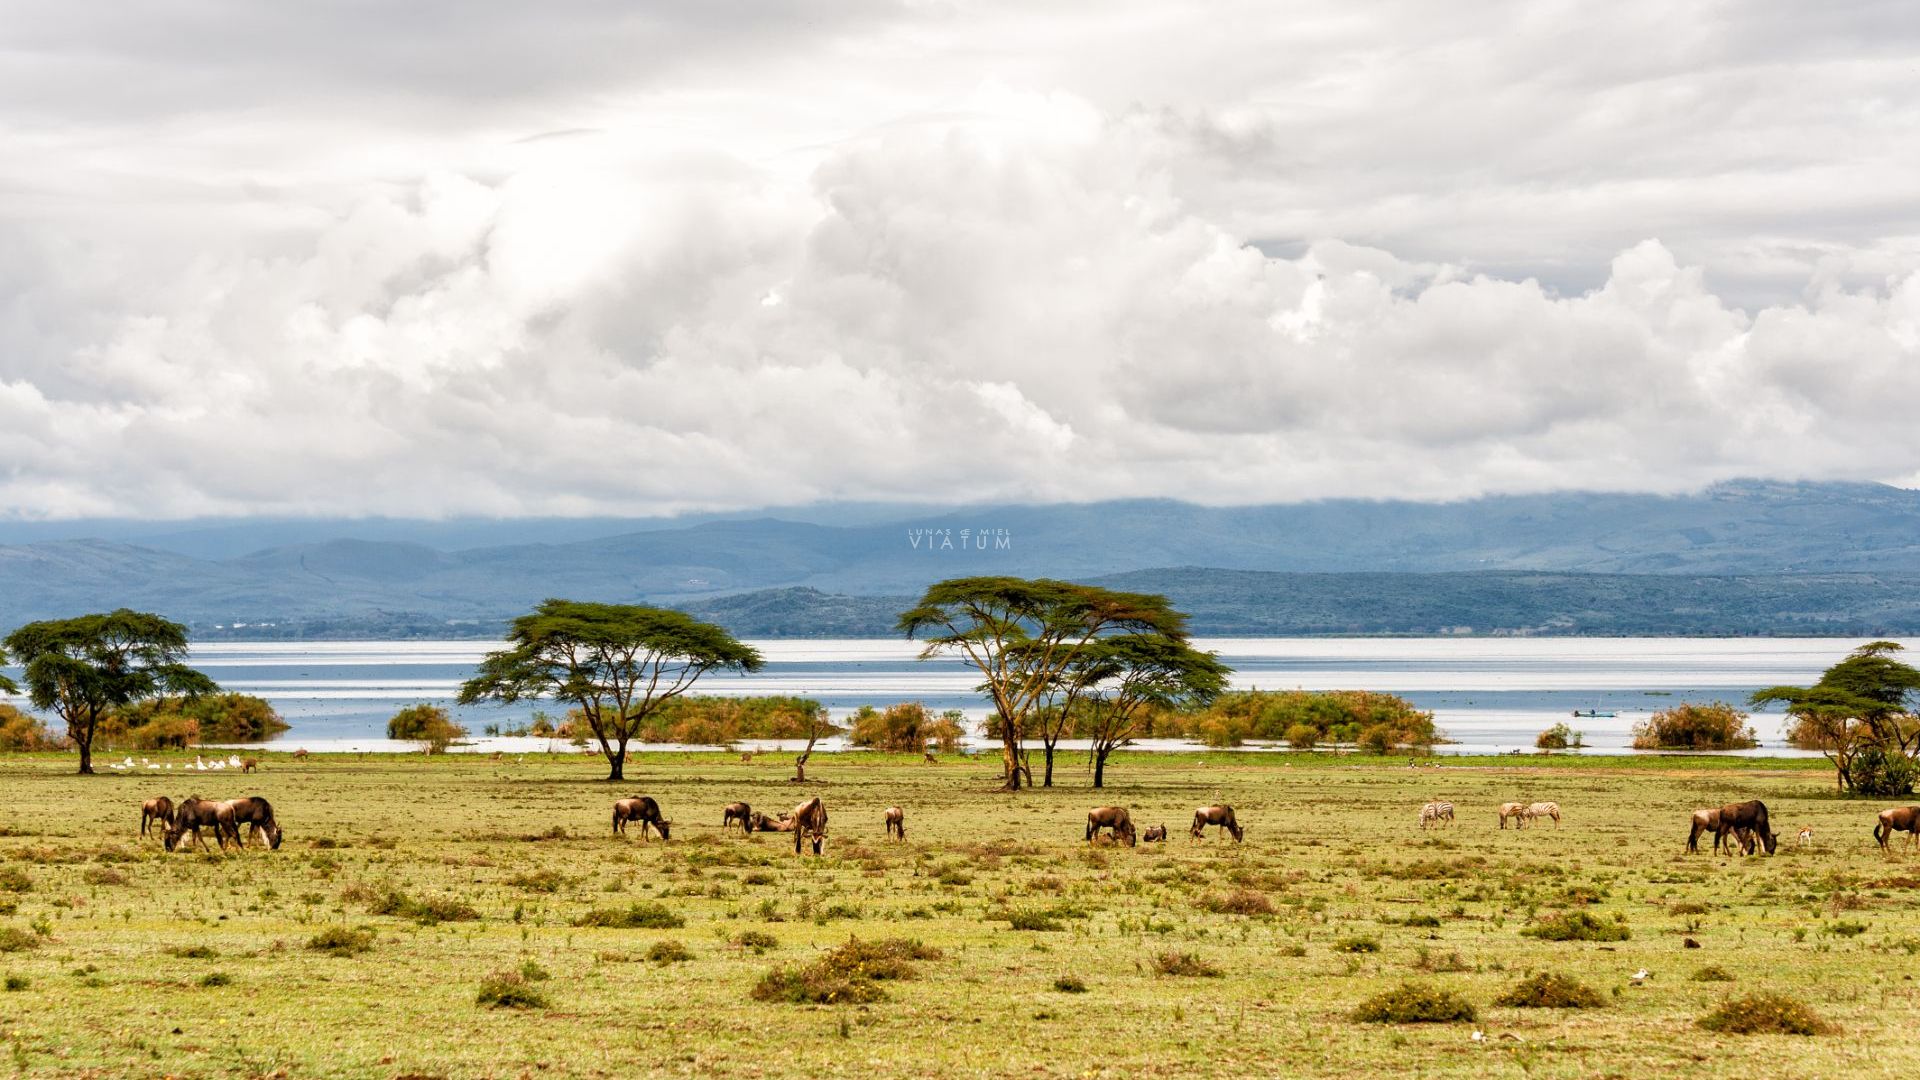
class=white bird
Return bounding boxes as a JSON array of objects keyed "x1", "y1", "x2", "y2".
[
  {"x1": 1471, "y1": 1030, "x2": 1484, "y2": 1042},
  {"x1": 227, "y1": 755, "x2": 242, "y2": 768},
  {"x1": 147, "y1": 763, "x2": 160, "y2": 770},
  {"x1": 1630, "y1": 969, "x2": 1650, "y2": 985}
]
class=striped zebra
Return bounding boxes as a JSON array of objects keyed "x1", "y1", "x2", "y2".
[{"x1": 1419, "y1": 801, "x2": 1455, "y2": 829}]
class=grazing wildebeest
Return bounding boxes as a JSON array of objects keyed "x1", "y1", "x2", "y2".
[
  {"x1": 1419, "y1": 801, "x2": 1454, "y2": 829},
  {"x1": 1142, "y1": 824, "x2": 1168, "y2": 843},
  {"x1": 788, "y1": 796, "x2": 828, "y2": 854},
  {"x1": 1086, "y1": 806, "x2": 1136, "y2": 847},
  {"x1": 1715, "y1": 800, "x2": 1776, "y2": 855},
  {"x1": 1498, "y1": 802, "x2": 1529, "y2": 829},
  {"x1": 1686, "y1": 808, "x2": 1723, "y2": 853},
  {"x1": 219, "y1": 796, "x2": 282, "y2": 849},
  {"x1": 722, "y1": 801, "x2": 754, "y2": 836},
  {"x1": 1190, "y1": 805, "x2": 1242, "y2": 843},
  {"x1": 883, "y1": 806, "x2": 905, "y2": 841},
  {"x1": 165, "y1": 796, "x2": 233, "y2": 852},
  {"x1": 612, "y1": 796, "x2": 671, "y2": 840},
  {"x1": 1875, "y1": 806, "x2": 1920, "y2": 852},
  {"x1": 1525, "y1": 801, "x2": 1561, "y2": 829},
  {"x1": 140, "y1": 796, "x2": 175, "y2": 837}
]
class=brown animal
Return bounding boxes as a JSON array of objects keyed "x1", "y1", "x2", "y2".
[
  {"x1": 140, "y1": 796, "x2": 175, "y2": 837},
  {"x1": 883, "y1": 805, "x2": 905, "y2": 840},
  {"x1": 292, "y1": 749, "x2": 309, "y2": 761},
  {"x1": 722, "y1": 801, "x2": 754, "y2": 836},
  {"x1": 1498, "y1": 801, "x2": 1529, "y2": 829},
  {"x1": 1086, "y1": 806, "x2": 1136, "y2": 847},
  {"x1": 1142, "y1": 824, "x2": 1168, "y2": 843},
  {"x1": 219, "y1": 796, "x2": 282, "y2": 849},
  {"x1": 612, "y1": 796, "x2": 671, "y2": 840},
  {"x1": 165, "y1": 796, "x2": 234, "y2": 852},
  {"x1": 752, "y1": 811, "x2": 795, "y2": 833},
  {"x1": 241, "y1": 758, "x2": 259, "y2": 773},
  {"x1": 740, "y1": 752, "x2": 754, "y2": 764},
  {"x1": 1686, "y1": 808, "x2": 1722, "y2": 853},
  {"x1": 1875, "y1": 806, "x2": 1920, "y2": 851},
  {"x1": 1191, "y1": 805, "x2": 1242, "y2": 842},
  {"x1": 788, "y1": 796, "x2": 828, "y2": 854},
  {"x1": 1715, "y1": 800, "x2": 1776, "y2": 855},
  {"x1": 924, "y1": 751, "x2": 936, "y2": 764}
]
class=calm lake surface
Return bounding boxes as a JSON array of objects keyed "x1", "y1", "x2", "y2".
[{"x1": 176, "y1": 637, "x2": 1907, "y2": 756}]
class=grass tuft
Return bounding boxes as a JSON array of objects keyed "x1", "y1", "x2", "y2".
[
  {"x1": 1691, "y1": 965, "x2": 1735, "y2": 982},
  {"x1": 1492, "y1": 971, "x2": 1604, "y2": 1009},
  {"x1": 1053, "y1": 975, "x2": 1088, "y2": 993},
  {"x1": 572, "y1": 902, "x2": 684, "y2": 929},
  {"x1": 752, "y1": 937, "x2": 942, "y2": 1004},
  {"x1": 646, "y1": 940, "x2": 692, "y2": 964},
  {"x1": 476, "y1": 971, "x2": 549, "y2": 1010},
  {"x1": 1353, "y1": 982, "x2": 1477, "y2": 1024},
  {"x1": 1200, "y1": 889, "x2": 1275, "y2": 916},
  {"x1": 0, "y1": 927, "x2": 40, "y2": 953},
  {"x1": 305, "y1": 926, "x2": 375, "y2": 957},
  {"x1": 1697, "y1": 992, "x2": 1833, "y2": 1036},
  {"x1": 1521, "y1": 912, "x2": 1630, "y2": 942},
  {"x1": 1152, "y1": 951, "x2": 1222, "y2": 977}
]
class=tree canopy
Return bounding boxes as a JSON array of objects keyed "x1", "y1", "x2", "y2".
[
  {"x1": 2, "y1": 610, "x2": 217, "y2": 774},
  {"x1": 1753, "y1": 641, "x2": 1920, "y2": 793},
  {"x1": 456, "y1": 600, "x2": 763, "y2": 781},
  {"x1": 898, "y1": 577, "x2": 1189, "y2": 791},
  {"x1": 1070, "y1": 634, "x2": 1230, "y2": 788}
]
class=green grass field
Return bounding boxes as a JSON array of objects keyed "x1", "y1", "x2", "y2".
[{"x1": 0, "y1": 748, "x2": 1914, "y2": 1079}]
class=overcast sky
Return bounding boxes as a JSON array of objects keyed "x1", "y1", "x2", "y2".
[{"x1": 1, "y1": 0, "x2": 1916, "y2": 519}]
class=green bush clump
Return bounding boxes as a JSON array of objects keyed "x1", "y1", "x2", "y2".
[
  {"x1": 198, "y1": 972, "x2": 232, "y2": 987},
  {"x1": 752, "y1": 938, "x2": 942, "y2": 1004},
  {"x1": 3, "y1": 974, "x2": 27, "y2": 991},
  {"x1": 1006, "y1": 909, "x2": 1062, "y2": 932},
  {"x1": 1353, "y1": 982, "x2": 1477, "y2": 1024},
  {"x1": 734, "y1": 930, "x2": 778, "y2": 953},
  {"x1": 1053, "y1": 975, "x2": 1088, "y2": 993},
  {"x1": 1152, "y1": 952, "x2": 1222, "y2": 977},
  {"x1": 0, "y1": 867, "x2": 31, "y2": 893},
  {"x1": 0, "y1": 927, "x2": 41, "y2": 953},
  {"x1": 1201, "y1": 889, "x2": 1275, "y2": 916},
  {"x1": 386, "y1": 703, "x2": 468, "y2": 752},
  {"x1": 646, "y1": 940, "x2": 693, "y2": 964},
  {"x1": 1845, "y1": 747, "x2": 1918, "y2": 797},
  {"x1": 1697, "y1": 993, "x2": 1833, "y2": 1036},
  {"x1": 476, "y1": 971, "x2": 549, "y2": 1010},
  {"x1": 166, "y1": 944, "x2": 217, "y2": 959},
  {"x1": 1493, "y1": 972, "x2": 1604, "y2": 1009},
  {"x1": 305, "y1": 926, "x2": 375, "y2": 956},
  {"x1": 572, "y1": 903, "x2": 684, "y2": 929},
  {"x1": 1521, "y1": 912, "x2": 1630, "y2": 942},
  {"x1": 368, "y1": 888, "x2": 480, "y2": 925},
  {"x1": 1535, "y1": 722, "x2": 1584, "y2": 750},
  {"x1": 506, "y1": 870, "x2": 566, "y2": 893},
  {"x1": 1692, "y1": 965, "x2": 1735, "y2": 983},
  {"x1": 1631, "y1": 702, "x2": 1757, "y2": 750}
]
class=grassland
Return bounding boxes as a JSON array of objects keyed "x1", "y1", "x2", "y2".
[{"x1": 0, "y1": 748, "x2": 1915, "y2": 1079}]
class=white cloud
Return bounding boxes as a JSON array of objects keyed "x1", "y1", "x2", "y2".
[{"x1": 0, "y1": 3, "x2": 1916, "y2": 518}]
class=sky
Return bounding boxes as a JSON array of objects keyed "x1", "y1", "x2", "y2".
[{"x1": 1, "y1": 0, "x2": 1916, "y2": 519}]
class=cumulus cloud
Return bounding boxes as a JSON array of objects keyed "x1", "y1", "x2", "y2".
[{"x1": 0, "y1": 2, "x2": 1915, "y2": 518}]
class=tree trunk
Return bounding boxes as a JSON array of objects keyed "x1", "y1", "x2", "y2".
[
  {"x1": 1000, "y1": 727, "x2": 1023, "y2": 791},
  {"x1": 77, "y1": 736, "x2": 94, "y2": 776},
  {"x1": 1042, "y1": 743, "x2": 1056, "y2": 787},
  {"x1": 1092, "y1": 749, "x2": 1108, "y2": 788},
  {"x1": 605, "y1": 744, "x2": 625, "y2": 782}
]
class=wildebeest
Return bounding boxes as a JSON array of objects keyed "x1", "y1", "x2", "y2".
[
  {"x1": 751, "y1": 810, "x2": 794, "y2": 833},
  {"x1": 612, "y1": 796, "x2": 671, "y2": 840},
  {"x1": 1419, "y1": 801, "x2": 1454, "y2": 829},
  {"x1": 1715, "y1": 800, "x2": 1776, "y2": 855},
  {"x1": 1191, "y1": 805, "x2": 1242, "y2": 843},
  {"x1": 1498, "y1": 802, "x2": 1529, "y2": 829},
  {"x1": 1142, "y1": 824, "x2": 1168, "y2": 843},
  {"x1": 219, "y1": 796, "x2": 282, "y2": 849},
  {"x1": 1525, "y1": 801, "x2": 1561, "y2": 829},
  {"x1": 165, "y1": 796, "x2": 233, "y2": 852},
  {"x1": 140, "y1": 796, "x2": 175, "y2": 837},
  {"x1": 1086, "y1": 806, "x2": 1136, "y2": 847},
  {"x1": 1875, "y1": 806, "x2": 1920, "y2": 851},
  {"x1": 788, "y1": 796, "x2": 828, "y2": 854},
  {"x1": 1686, "y1": 808, "x2": 1723, "y2": 853},
  {"x1": 883, "y1": 805, "x2": 905, "y2": 841},
  {"x1": 722, "y1": 801, "x2": 754, "y2": 836}
]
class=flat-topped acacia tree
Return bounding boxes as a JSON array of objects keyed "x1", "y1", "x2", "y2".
[
  {"x1": 3, "y1": 610, "x2": 216, "y2": 775},
  {"x1": 457, "y1": 600, "x2": 763, "y2": 782},
  {"x1": 897, "y1": 577, "x2": 1189, "y2": 791}
]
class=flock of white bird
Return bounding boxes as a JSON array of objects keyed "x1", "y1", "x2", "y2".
[{"x1": 105, "y1": 754, "x2": 245, "y2": 773}]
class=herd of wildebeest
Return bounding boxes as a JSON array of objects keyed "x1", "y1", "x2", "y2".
[{"x1": 123, "y1": 785, "x2": 1920, "y2": 857}]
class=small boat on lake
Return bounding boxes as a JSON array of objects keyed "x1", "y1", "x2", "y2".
[{"x1": 1571, "y1": 709, "x2": 1616, "y2": 718}]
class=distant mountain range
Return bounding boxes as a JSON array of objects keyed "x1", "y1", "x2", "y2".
[{"x1": 2, "y1": 479, "x2": 1919, "y2": 637}]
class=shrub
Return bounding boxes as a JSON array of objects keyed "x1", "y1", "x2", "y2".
[
  {"x1": 104, "y1": 693, "x2": 287, "y2": 747},
  {"x1": 1335, "y1": 935, "x2": 1381, "y2": 953},
  {"x1": 506, "y1": 870, "x2": 566, "y2": 893},
  {"x1": 734, "y1": 930, "x2": 778, "y2": 953},
  {"x1": 306, "y1": 926, "x2": 375, "y2": 956},
  {"x1": 1846, "y1": 748, "x2": 1918, "y2": 797},
  {"x1": 476, "y1": 971, "x2": 549, "y2": 1010},
  {"x1": 386, "y1": 704, "x2": 468, "y2": 752},
  {"x1": 646, "y1": 940, "x2": 692, "y2": 964},
  {"x1": 1283, "y1": 723, "x2": 1318, "y2": 750},
  {"x1": 0, "y1": 927, "x2": 38, "y2": 953},
  {"x1": 1493, "y1": 972, "x2": 1604, "y2": 1009},
  {"x1": 1521, "y1": 912, "x2": 1630, "y2": 942},
  {"x1": 0, "y1": 705, "x2": 62, "y2": 751},
  {"x1": 1200, "y1": 889, "x2": 1275, "y2": 916},
  {"x1": 1631, "y1": 702, "x2": 1757, "y2": 751},
  {"x1": 1535, "y1": 722, "x2": 1583, "y2": 750},
  {"x1": 3, "y1": 975, "x2": 26, "y2": 991},
  {"x1": 752, "y1": 938, "x2": 941, "y2": 1004},
  {"x1": 198, "y1": 972, "x2": 233, "y2": 987},
  {"x1": 165, "y1": 945, "x2": 217, "y2": 959},
  {"x1": 847, "y1": 702, "x2": 966, "y2": 753},
  {"x1": 572, "y1": 903, "x2": 683, "y2": 930},
  {"x1": 0, "y1": 868, "x2": 30, "y2": 893},
  {"x1": 1161, "y1": 690, "x2": 1436, "y2": 750},
  {"x1": 1053, "y1": 975, "x2": 1088, "y2": 993},
  {"x1": 83, "y1": 867, "x2": 128, "y2": 887},
  {"x1": 1692, "y1": 965, "x2": 1735, "y2": 983},
  {"x1": 1697, "y1": 992, "x2": 1833, "y2": 1036},
  {"x1": 1006, "y1": 909, "x2": 1062, "y2": 932},
  {"x1": 367, "y1": 888, "x2": 480, "y2": 925},
  {"x1": 1352, "y1": 982, "x2": 1477, "y2": 1024},
  {"x1": 1152, "y1": 952, "x2": 1221, "y2": 977}
]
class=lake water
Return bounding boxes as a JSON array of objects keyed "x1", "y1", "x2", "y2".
[{"x1": 168, "y1": 637, "x2": 1903, "y2": 756}]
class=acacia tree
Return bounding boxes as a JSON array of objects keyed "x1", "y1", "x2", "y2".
[
  {"x1": 3, "y1": 611, "x2": 216, "y2": 775},
  {"x1": 457, "y1": 600, "x2": 762, "y2": 782},
  {"x1": 1076, "y1": 635, "x2": 1231, "y2": 788},
  {"x1": 1753, "y1": 641, "x2": 1920, "y2": 792},
  {"x1": 897, "y1": 577, "x2": 1187, "y2": 791}
]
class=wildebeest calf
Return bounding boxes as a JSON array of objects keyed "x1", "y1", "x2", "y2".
[{"x1": 1142, "y1": 824, "x2": 1168, "y2": 843}]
